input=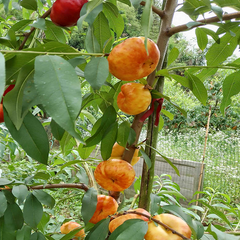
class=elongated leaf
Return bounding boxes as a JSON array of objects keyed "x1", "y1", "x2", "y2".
[
  {"x1": 45, "y1": 20, "x2": 66, "y2": 44},
  {"x1": 103, "y1": 3, "x2": 124, "y2": 38},
  {"x1": 32, "y1": 190, "x2": 55, "y2": 209},
  {"x1": 4, "y1": 111, "x2": 49, "y2": 165},
  {"x1": 0, "y1": 192, "x2": 7, "y2": 217},
  {"x1": 0, "y1": 178, "x2": 13, "y2": 186},
  {"x1": 4, "y1": 203, "x2": 24, "y2": 231},
  {"x1": 85, "y1": 26, "x2": 101, "y2": 53},
  {"x1": 206, "y1": 31, "x2": 239, "y2": 66},
  {"x1": 220, "y1": 71, "x2": 240, "y2": 114},
  {"x1": 150, "y1": 193, "x2": 161, "y2": 215},
  {"x1": 30, "y1": 232, "x2": 46, "y2": 240},
  {"x1": 23, "y1": 193, "x2": 43, "y2": 229},
  {"x1": 12, "y1": 185, "x2": 29, "y2": 205},
  {"x1": 168, "y1": 47, "x2": 179, "y2": 66},
  {"x1": 117, "y1": 121, "x2": 131, "y2": 147},
  {"x1": 78, "y1": 143, "x2": 96, "y2": 159},
  {"x1": 109, "y1": 219, "x2": 148, "y2": 240},
  {"x1": 207, "y1": 224, "x2": 239, "y2": 240},
  {"x1": 81, "y1": 188, "x2": 98, "y2": 225},
  {"x1": 0, "y1": 53, "x2": 5, "y2": 101},
  {"x1": 4, "y1": 62, "x2": 35, "y2": 129},
  {"x1": 93, "y1": 12, "x2": 113, "y2": 52},
  {"x1": 84, "y1": 57, "x2": 109, "y2": 90},
  {"x1": 141, "y1": 0, "x2": 153, "y2": 49},
  {"x1": 211, "y1": 5, "x2": 223, "y2": 21},
  {"x1": 200, "y1": 27, "x2": 220, "y2": 43},
  {"x1": 85, "y1": 218, "x2": 110, "y2": 240},
  {"x1": 139, "y1": 147, "x2": 151, "y2": 170},
  {"x1": 101, "y1": 122, "x2": 118, "y2": 160},
  {"x1": 20, "y1": 0, "x2": 37, "y2": 10},
  {"x1": 16, "y1": 225, "x2": 31, "y2": 240},
  {"x1": 34, "y1": 55, "x2": 83, "y2": 142},
  {"x1": 185, "y1": 72, "x2": 208, "y2": 105},
  {"x1": 161, "y1": 109, "x2": 174, "y2": 120},
  {"x1": 195, "y1": 28, "x2": 208, "y2": 51},
  {"x1": 50, "y1": 119, "x2": 65, "y2": 141}
]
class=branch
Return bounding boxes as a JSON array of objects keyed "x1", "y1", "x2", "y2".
[
  {"x1": 18, "y1": 8, "x2": 52, "y2": 50},
  {"x1": 168, "y1": 11, "x2": 240, "y2": 36},
  {"x1": 140, "y1": 1, "x2": 165, "y2": 18},
  {"x1": 1, "y1": 183, "x2": 89, "y2": 192},
  {"x1": 125, "y1": 211, "x2": 191, "y2": 240}
]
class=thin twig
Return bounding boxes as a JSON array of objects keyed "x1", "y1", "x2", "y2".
[
  {"x1": 18, "y1": 8, "x2": 52, "y2": 50},
  {"x1": 167, "y1": 11, "x2": 240, "y2": 36},
  {"x1": 126, "y1": 210, "x2": 191, "y2": 240}
]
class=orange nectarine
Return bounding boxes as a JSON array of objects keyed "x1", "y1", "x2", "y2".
[
  {"x1": 109, "y1": 208, "x2": 150, "y2": 233},
  {"x1": 94, "y1": 159, "x2": 135, "y2": 192},
  {"x1": 144, "y1": 213, "x2": 192, "y2": 240},
  {"x1": 117, "y1": 82, "x2": 152, "y2": 115},
  {"x1": 108, "y1": 37, "x2": 160, "y2": 81},
  {"x1": 60, "y1": 221, "x2": 85, "y2": 239},
  {"x1": 89, "y1": 195, "x2": 118, "y2": 224}
]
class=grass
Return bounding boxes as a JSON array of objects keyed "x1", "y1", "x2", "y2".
[{"x1": 146, "y1": 129, "x2": 240, "y2": 203}]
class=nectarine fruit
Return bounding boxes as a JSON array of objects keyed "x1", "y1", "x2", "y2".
[
  {"x1": 108, "y1": 37, "x2": 160, "y2": 81},
  {"x1": 109, "y1": 208, "x2": 150, "y2": 233},
  {"x1": 117, "y1": 82, "x2": 152, "y2": 115},
  {"x1": 60, "y1": 221, "x2": 85, "y2": 239},
  {"x1": 144, "y1": 213, "x2": 192, "y2": 240},
  {"x1": 94, "y1": 158, "x2": 135, "y2": 192},
  {"x1": 89, "y1": 195, "x2": 118, "y2": 224}
]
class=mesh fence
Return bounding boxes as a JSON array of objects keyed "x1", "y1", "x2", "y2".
[{"x1": 140, "y1": 129, "x2": 240, "y2": 203}]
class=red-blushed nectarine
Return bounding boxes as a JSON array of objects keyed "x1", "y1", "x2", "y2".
[
  {"x1": 89, "y1": 195, "x2": 118, "y2": 224},
  {"x1": 144, "y1": 213, "x2": 192, "y2": 240},
  {"x1": 117, "y1": 82, "x2": 152, "y2": 115},
  {"x1": 109, "y1": 208, "x2": 151, "y2": 233},
  {"x1": 50, "y1": 0, "x2": 88, "y2": 27},
  {"x1": 108, "y1": 37, "x2": 160, "y2": 81},
  {"x1": 60, "y1": 221, "x2": 85, "y2": 239},
  {"x1": 109, "y1": 142, "x2": 140, "y2": 166},
  {"x1": 94, "y1": 158, "x2": 135, "y2": 192},
  {"x1": 0, "y1": 104, "x2": 4, "y2": 123}
]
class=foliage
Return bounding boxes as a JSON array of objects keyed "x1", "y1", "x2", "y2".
[{"x1": 0, "y1": 0, "x2": 240, "y2": 239}]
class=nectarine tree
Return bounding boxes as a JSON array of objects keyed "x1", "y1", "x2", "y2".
[{"x1": 0, "y1": 0, "x2": 240, "y2": 240}]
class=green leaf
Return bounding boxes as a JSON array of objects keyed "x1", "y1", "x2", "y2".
[
  {"x1": 0, "y1": 178, "x2": 13, "y2": 186},
  {"x1": 81, "y1": 188, "x2": 98, "y2": 225},
  {"x1": 211, "y1": 5, "x2": 223, "y2": 21},
  {"x1": 161, "y1": 109, "x2": 174, "y2": 120},
  {"x1": 76, "y1": 166, "x2": 89, "y2": 185},
  {"x1": 141, "y1": 0, "x2": 153, "y2": 49},
  {"x1": 200, "y1": 28, "x2": 220, "y2": 43},
  {"x1": 150, "y1": 193, "x2": 161, "y2": 215},
  {"x1": 0, "y1": 192, "x2": 7, "y2": 217},
  {"x1": 206, "y1": 31, "x2": 239, "y2": 66},
  {"x1": 23, "y1": 193, "x2": 43, "y2": 229},
  {"x1": 108, "y1": 219, "x2": 148, "y2": 240},
  {"x1": 195, "y1": 28, "x2": 208, "y2": 51},
  {"x1": 16, "y1": 225, "x2": 32, "y2": 240},
  {"x1": 4, "y1": 62, "x2": 35, "y2": 129},
  {"x1": 171, "y1": 74, "x2": 191, "y2": 88},
  {"x1": 185, "y1": 72, "x2": 208, "y2": 105},
  {"x1": 30, "y1": 18, "x2": 46, "y2": 30},
  {"x1": 50, "y1": 119, "x2": 65, "y2": 141},
  {"x1": 0, "y1": 53, "x2": 5, "y2": 101},
  {"x1": 30, "y1": 232, "x2": 46, "y2": 240},
  {"x1": 85, "y1": 105, "x2": 117, "y2": 147},
  {"x1": 45, "y1": 20, "x2": 67, "y2": 44},
  {"x1": 85, "y1": 26, "x2": 101, "y2": 53},
  {"x1": 117, "y1": 121, "x2": 131, "y2": 147},
  {"x1": 12, "y1": 185, "x2": 29, "y2": 205},
  {"x1": 207, "y1": 224, "x2": 239, "y2": 240},
  {"x1": 4, "y1": 111, "x2": 49, "y2": 165},
  {"x1": 118, "y1": 0, "x2": 131, "y2": 6},
  {"x1": 84, "y1": 57, "x2": 109, "y2": 90},
  {"x1": 101, "y1": 122, "x2": 118, "y2": 160},
  {"x1": 130, "y1": 0, "x2": 141, "y2": 8},
  {"x1": 167, "y1": 47, "x2": 179, "y2": 66},
  {"x1": 103, "y1": 2, "x2": 124, "y2": 38},
  {"x1": 78, "y1": 143, "x2": 96, "y2": 159},
  {"x1": 4, "y1": 203, "x2": 24, "y2": 231},
  {"x1": 220, "y1": 71, "x2": 240, "y2": 114},
  {"x1": 10, "y1": 19, "x2": 33, "y2": 32},
  {"x1": 93, "y1": 12, "x2": 113, "y2": 52},
  {"x1": 139, "y1": 147, "x2": 151, "y2": 170},
  {"x1": 2, "y1": 0, "x2": 10, "y2": 13},
  {"x1": 32, "y1": 190, "x2": 55, "y2": 209},
  {"x1": 34, "y1": 55, "x2": 83, "y2": 142},
  {"x1": 37, "y1": 212, "x2": 50, "y2": 233},
  {"x1": 127, "y1": 128, "x2": 136, "y2": 146},
  {"x1": 85, "y1": 218, "x2": 110, "y2": 240},
  {"x1": 20, "y1": 0, "x2": 37, "y2": 10}
]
